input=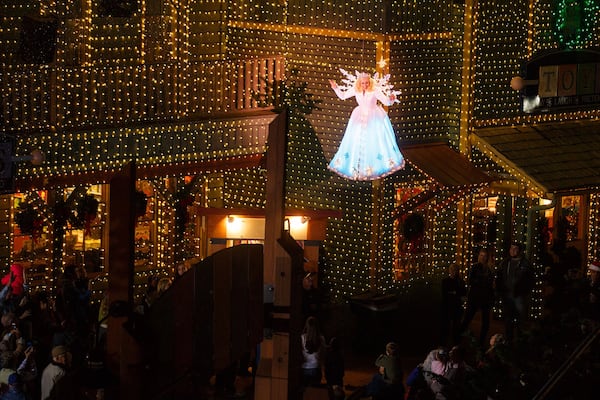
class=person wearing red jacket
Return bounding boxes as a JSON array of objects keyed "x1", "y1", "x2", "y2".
[{"x1": 1, "y1": 264, "x2": 25, "y2": 298}]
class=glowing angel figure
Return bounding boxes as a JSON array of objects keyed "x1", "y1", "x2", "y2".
[{"x1": 328, "y1": 69, "x2": 405, "y2": 181}]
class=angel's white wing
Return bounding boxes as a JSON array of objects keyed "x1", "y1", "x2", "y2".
[
  {"x1": 337, "y1": 68, "x2": 358, "y2": 92},
  {"x1": 335, "y1": 68, "x2": 400, "y2": 103},
  {"x1": 373, "y1": 72, "x2": 401, "y2": 104}
]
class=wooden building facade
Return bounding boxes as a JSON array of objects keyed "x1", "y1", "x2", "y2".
[
  {"x1": 1, "y1": 0, "x2": 599, "y2": 334},
  {"x1": 2, "y1": 0, "x2": 600, "y2": 398}
]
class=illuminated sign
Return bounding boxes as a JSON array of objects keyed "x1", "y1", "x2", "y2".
[
  {"x1": 520, "y1": 50, "x2": 600, "y2": 113},
  {"x1": 538, "y1": 63, "x2": 599, "y2": 97}
]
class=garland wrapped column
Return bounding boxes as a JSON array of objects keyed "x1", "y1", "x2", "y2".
[
  {"x1": 173, "y1": 176, "x2": 198, "y2": 262},
  {"x1": 50, "y1": 186, "x2": 88, "y2": 288}
]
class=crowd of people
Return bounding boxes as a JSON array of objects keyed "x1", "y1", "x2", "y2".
[
  {"x1": 404, "y1": 243, "x2": 599, "y2": 399},
  {"x1": 440, "y1": 242, "x2": 537, "y2": 350},
  {"x1": 0, "y1": 259, "x2": 185, "y2": 400},
  {"x1": 2, "y1": 240, "x2": 598, "y2": 400},
  {"x1": 299, "y1": 242, "x2": 600, "y2": 400},
  {"x1": 0, "y1": 262, "x2": 99, "y2": 400}
]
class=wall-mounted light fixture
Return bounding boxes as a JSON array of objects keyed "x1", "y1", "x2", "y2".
[
  {"x1": 510, "y1": 76, "x2": 538, "y2": 91},
  {"x1": 13, "y1": 149, "x2": 45, "y2": 166}
]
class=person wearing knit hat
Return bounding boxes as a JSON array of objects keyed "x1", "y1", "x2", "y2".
[
  {"x1": 40, "y1": 345, "x2": 71, "y2": 400},
  {"x1": 50, "y1": 345, "x2": 68, "y2": 359},
  {"x1": 589, "y1": 261, "x2": 600, "y2": 273}
]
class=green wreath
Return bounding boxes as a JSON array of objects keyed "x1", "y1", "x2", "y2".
[
  {"x1": 15, "y1": 200, "x2": 43, "y2": 236},
  {"x1": 554, "y1": 0, "x2": 600, "y2": 49},
  {"x1": 403, "y1": 212, "x2": 425, "y2": 242},
  {"x1": 70, "y1": 194, "x2": 99, "y2": 230}
]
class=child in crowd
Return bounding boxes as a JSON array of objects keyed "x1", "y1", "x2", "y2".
[
  {"x1": 301, "y1": 316, "x2": 326, "y2": 388},
  {"x1": 364, "y1": 342, "x2": 404, "y2": 400}
]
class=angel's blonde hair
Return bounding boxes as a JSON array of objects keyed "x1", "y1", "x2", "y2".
[{"x1": 354, "y1": 73, "x2": 374, "y2": 91}]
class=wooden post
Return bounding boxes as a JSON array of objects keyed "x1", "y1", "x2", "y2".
[
  {"x1": 106, "y1": 161, "x2": 140, "y2": 400},
  {"x1": 256, "y1": 110, "x2": 298, "y2": 400},
  {"x1": 264, "y1": 110, "x2": 287, "y2": 294}
]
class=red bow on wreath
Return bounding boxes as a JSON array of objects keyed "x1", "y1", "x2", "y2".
[
  {"x1": 32, "y1": 217, "x2": 44, "y2": 244},
  {"x1": 177, "y1": 195, "x2": 194, "y2": 208},
  {"x1": 84, "y1": 212, "x2": 97, "y2": 236},
  {"x1": 73, "y1": 195, "x2": 99, "y2": 237}
]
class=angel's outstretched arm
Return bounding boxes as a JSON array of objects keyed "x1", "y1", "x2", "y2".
[{"x1": 330, "y1": 81, "x2": 356, "y2": 100}]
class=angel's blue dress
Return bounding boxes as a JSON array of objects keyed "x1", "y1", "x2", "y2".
[{"x1": 328, "y1": 86, "x2": 405, "y2": 180}]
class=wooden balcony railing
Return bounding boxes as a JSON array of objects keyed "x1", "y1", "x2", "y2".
[{"x1": 1, "y1": 57, "x2": 285, "y2": 133}]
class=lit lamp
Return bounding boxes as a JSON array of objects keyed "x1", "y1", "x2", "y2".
[
  {"x1": 225, "y1": 215, "x2": 243, "y2": 237},
  {"x1": 510, "y1": 76, "x2": 538, "y2": 91},
  {"x1": 288, "y1": 216, "x2": 309, "y2": 240}
]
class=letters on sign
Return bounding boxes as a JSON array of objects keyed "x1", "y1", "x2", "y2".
[{"x1": 538, "y1": 63, "x2": 600, "y2": 98}]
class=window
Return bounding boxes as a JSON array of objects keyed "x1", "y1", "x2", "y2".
[
  {"x1": 472, "y1": 196, "x2": 498, "y2": 263},
  {"x1": 63, "y1": 186, "x2": 105, "y2": 273},
  {"x1": 135, "y1": 180, "x2": 155, "y2": 270},
  {"x1": 393, "y1": 186, "x2": 426, "y2": 280},
  {"x1": 13, "y1": 192, "x2": 50, "y2": 288},
  {"x1": 560, "y1": 195, "x2": 582, "y2": 241}
]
